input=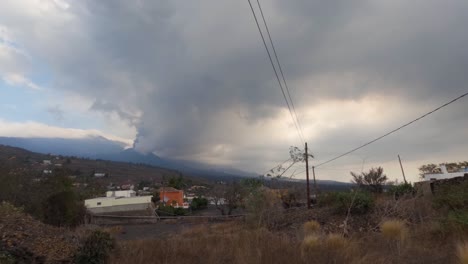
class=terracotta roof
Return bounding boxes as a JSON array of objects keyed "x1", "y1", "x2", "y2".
[{"x1": 159, "y1": 187, "x2": 181, "y2": 192}]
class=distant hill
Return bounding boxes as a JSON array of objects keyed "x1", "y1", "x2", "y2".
[{"x1": 0, "y1": 137, "x2": 254, "y2": 179}]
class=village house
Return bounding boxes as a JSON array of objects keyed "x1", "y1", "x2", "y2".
[
  {"x1": 94, "y1": 172, "x2": 107, "y2": 177},
  {"x1": 84, "y1": 190, "x2": 152, "y2": 214},
  {"x1": 159, "y1": 187, "x2": 189, "y2": 208},
  {"x1": 423, "y1": 164, "x2": 468, "y2": 180}
]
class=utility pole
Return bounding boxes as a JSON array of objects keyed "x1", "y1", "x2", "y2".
[
  {"x1": 305, "y1": 142, "x2": 311, "y2": 209},
  {"x1": 398, "y1": 154, "x2": 407, "y2": 184}
]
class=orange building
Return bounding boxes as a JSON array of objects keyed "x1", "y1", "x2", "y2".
[{"x1": 159, "y1": 187, "x2": 185, "y2": 207}]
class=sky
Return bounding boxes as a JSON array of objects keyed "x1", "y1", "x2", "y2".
[{"x1": 1, "y1": 0, "x2": 468, "y2": 182}]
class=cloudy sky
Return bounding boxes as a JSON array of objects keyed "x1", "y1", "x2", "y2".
[{"x1": 1, "y1": 0, "x2": 467, "y2": 182}]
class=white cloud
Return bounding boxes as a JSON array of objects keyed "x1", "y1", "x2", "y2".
[
  {"x1": 3, "y1": 72, "x2": 42, "y2": 90},
  {"x1": 0, "y1": 119, "x2": 133, "y2": 147}
]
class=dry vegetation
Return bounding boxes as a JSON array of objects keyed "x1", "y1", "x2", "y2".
[{"x1": 107, "y1": 189, "x2": 467, "y2": 264}]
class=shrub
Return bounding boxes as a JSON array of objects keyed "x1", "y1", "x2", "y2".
[
  {"x1": 0, "y1": 251, "x2": 15, "y2": 264},
  {"x1": 318, "y1": 191, "x2": 374, "y2": 215},
  {"x1": 42, "y1": 191, "x2": 86, "y2": 227},
  {"x1": 303, "y1": 220, "x2": 321, "y2": 235},
  {"x1": 433, "y1": 181, "x2": 468, "y2": 232},
  {"x1": 381, "y1": 220, "x2": 408, "y2": 242},
  {"x1": 191, "y1": 197, "x2": 208, "y2": 210},
  {"x1": 433, "y1": 181, "x2": 468, "y2": 211},
  {"x1": 302, "y1": 234, "x2": 321, "y2": 251},
  {"x1": 325, "y1": 234, "x2": 348, "y2": 250},
  {"x1": 381, "y1": 219, "x2": 408, "y2": 256},
  {"x1": 457, "y1": 241, "x2": 468, "y2": 264},
  {"x1": 389, "y1": 183, "x2": 414, "y2": 199},
  {"x1": 74, "y1": 230, "x2": 115, "y2": 264},
  {"x1": 157, "y1": 205, "x2": 188, "y2": 216}
]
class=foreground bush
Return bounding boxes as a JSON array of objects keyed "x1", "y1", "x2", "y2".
[
  {"x1": 457, "y1": 241, "x2": 468, "y2": 264},
  {"x1": 303, "y1": 220, "x2": 321, "y2": 235},
  {"x1": 157, "y1": 205, "x2": 188, "y2": 216},
  {"x1": 74, "y1": 230, "x2": 115, "y2": 264},
  {"x1": 433, "y1": 181, "x2": 468, "y2": 232},
  {"x1": 381, "y1": 219, "x2": 408, "y2": 256},
  {"x1": 389, "y1": 183, "x2": 414, "y2": 199},
  {"x1": 318, "y1": 191, "x2": 374, "y2": 215}
]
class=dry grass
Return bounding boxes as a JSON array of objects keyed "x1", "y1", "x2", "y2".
[
  {"x1": 458, "y1": 241, "x2": 468, "y2": 264},
  {"x1": 303, "y1": 220, "x2": 321, "y2": 235},
  {"x1": 111, "y1": 225, "x2": 302, "y2": 264},
  {"x1": 381, "y1": 220, "x2": 408, "y2": 242},
  {"x1": 302, "y1": 234, "x2": 321, "y2": 250},
  {"x1": 325, "y1": 233, "x2": 348, "y2": 250}
]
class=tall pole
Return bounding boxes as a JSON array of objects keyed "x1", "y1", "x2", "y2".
[
  {"x1": 305, "y1": 142, "x2": 311, "y2": 209},
  {"x1": 398, "y1": 154, "x2": 407, "y2": 184}
]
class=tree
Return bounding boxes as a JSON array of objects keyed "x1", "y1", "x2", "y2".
[
  {"x1": 211, "y1": 182, "x2": 244, "y2": 215},
  {"x1": 418, "y1": 163, "x2": 439, "y2": 179},
  {"x1": 42, "y1": 190, "x2": 86, "y2": 227},
  {"x1": 191, "y1": 197, "x2": 208, "y2": 210},
  {"x1": 419, "y1": 161, "x2": 468, "y2": 179},
  {"x1": 168, "y1": 176, "x2": 184, "y2": 189},
  {"x1": 351, "y1": 167, "x2": 387, "y2": 193}
]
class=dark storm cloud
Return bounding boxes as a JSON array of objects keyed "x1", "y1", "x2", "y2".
[{"x1": 1, "y1": 0, "x2": 468, "y2": 177}]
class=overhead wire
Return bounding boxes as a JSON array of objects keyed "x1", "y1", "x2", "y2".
[
  {"x1": 247, "y1": 0, "x2": 304, "y2": 145},
  {"x1": 315, "y1": 91, "x2": 468, "y2": 168},
  {"x1": 255, "y1": 0, "x2": 305, "y2": 142},
  {"x1": 261, "y1": 157, "x2": 292, "y2": 176}
]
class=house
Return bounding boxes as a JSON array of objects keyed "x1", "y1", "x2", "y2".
[
  {"x1": 94, "y1": 172, "x2": 107, "y2": 177},
  {"x1": 43, "y1": 169, "x2": 52, "y2": 174},
  {"x1": 423, "y1": 164, "x2": 468, "y2": 181},
  {"x1": 159, "y1": 187, "x2": 189, "y2": 208},
  {"x1": 106, "y1": 190, "x2": 136, "y2": 198},
  {"x1": 43, "y1": 160, "x2": 52, "y2": 165},
  {"x1": 84, "y1": 190, "x2": 152, "y2": 214}
]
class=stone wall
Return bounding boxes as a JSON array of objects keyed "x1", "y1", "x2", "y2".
[{"x1": 415, "y1": 173, "x2": 468, "y2": 196}]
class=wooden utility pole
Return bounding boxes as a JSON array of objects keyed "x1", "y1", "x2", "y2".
[
  {"x1": 305, "y1": 142, "x2": 311, "y2": 209},
  {"x1": 398, "y1": 154, "x2": 407, "y2": 184}
]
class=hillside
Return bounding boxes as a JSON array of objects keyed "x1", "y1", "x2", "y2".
[{"x1": 0, "y1": 144, "x2": 208, "y2": 187}]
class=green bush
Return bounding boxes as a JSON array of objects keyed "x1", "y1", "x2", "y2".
[
  {"x1": 42, "y1": 190, "x2": 86, "y2": 227},
  {"x1": 191, "y1": 197, "x2": 208, "y2": 210},
  {"x1": 433, "y1": 181, "x2": 468, "y2": 210},
  {"x1": 433, "y1": 181, "x2": 468, "y2": 232},
  {"x1": 318, "y1": 191, "x2": 374, "y2": 215},
  {"x1": 157, "y1": 205, "x2": 188, "y2": 216},
  {"x1": 389, "y1": 183, "x2": 414, "y2": 199},
  {"x1": 0, "y1": 251, "x2": 15, "y2": 264},
  {"x1": 74, "y1": 230, "x2": 115, "y2": 264}
]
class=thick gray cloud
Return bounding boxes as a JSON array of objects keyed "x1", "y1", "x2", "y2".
[{"x1": 1, "y1": 0, "x2": 468, "y2": 181}]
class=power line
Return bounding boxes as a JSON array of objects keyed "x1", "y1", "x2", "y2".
[
  {"x1": 255, "y1": 0, "x2": 305, "y2": 142},
  {"x1": 247, "y1": 0, "x2": 304, "y2": 144},
  {"x1": 315, "y1": 92, "x2": 468, "y2": 168},
  {"x1": 262, "y1": 157, "x2": 292, "y2": 176}
]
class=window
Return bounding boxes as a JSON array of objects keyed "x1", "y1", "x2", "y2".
[{"x1": 97, "y1": 202, "x2": 102, "y2": 206}]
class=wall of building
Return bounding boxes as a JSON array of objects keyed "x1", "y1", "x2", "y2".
[
  {"x1": 160, "y1": 191, "x2": 184, "y2": 206},
  {"x1": 85, "y1": 196, "x2": 153, "y2": 214},
  {"x1": 87, "y1": 203, "x2": 151, "y2": 214},
  {"x1": 415, "y1": 174, "x2": 468, "y2": 196},
  {"x1": 106, "y1": 190, "x2": 136, "y2": 198}
]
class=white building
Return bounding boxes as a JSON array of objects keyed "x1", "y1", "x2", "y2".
[
  {"x1": 106, "y1": 190, "x2": 136, "y2": 198},
  {"x1": 43, "y1": 160, "x2": 52, "y2": 165},
  {"x1": 424, "y1": 164, "x2": 468, "y2": 181},
  {"x1": 94, "y1": 172, "x2": 106, "y2": 177},
  {"x1": 85, "y1": 190, "x2": 152, "y2": 214}
]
